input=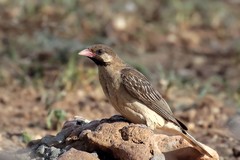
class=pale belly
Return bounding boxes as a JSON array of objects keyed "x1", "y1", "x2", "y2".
[{"x1": 109, "y1": 89, "x2": 166, "y2": 130}]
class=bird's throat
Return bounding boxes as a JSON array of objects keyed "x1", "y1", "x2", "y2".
[{"x1": 89, "y1": 57, "x2": 109, "y2": 66}]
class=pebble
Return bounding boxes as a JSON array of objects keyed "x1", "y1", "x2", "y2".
[{"x1": 233, "y1": 146, "x2": 240, "y2": 157}]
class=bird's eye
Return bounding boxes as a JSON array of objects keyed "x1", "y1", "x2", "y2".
[{"x1": 96, "y1": 49, "x2": 103, "y2": 55}]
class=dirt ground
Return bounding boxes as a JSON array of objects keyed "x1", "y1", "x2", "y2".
[{"x1": 0, "y1": 1, "x2": 240, "y2": 159}]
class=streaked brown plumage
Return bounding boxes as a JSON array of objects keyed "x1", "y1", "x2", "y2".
[{"x1": 78, "y1": 44, "x2": 212, "y2": 157}]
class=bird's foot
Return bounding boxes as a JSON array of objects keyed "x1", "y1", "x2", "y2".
[{"x1": 131, "y1": 123, "x2": 148, "y2": 129}]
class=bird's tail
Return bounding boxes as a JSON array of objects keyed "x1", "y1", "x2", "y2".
[{"x1": 181, "y1": 131, "x2": 213, "y2": 158}]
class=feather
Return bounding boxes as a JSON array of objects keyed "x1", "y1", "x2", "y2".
[{"x1": 121, "y1": 67, "x2": 187, "y2": 131}]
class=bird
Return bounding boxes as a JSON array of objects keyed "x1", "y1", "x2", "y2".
[{"x1": 78, "y1": 44, "x2": 212, "y2": 157}]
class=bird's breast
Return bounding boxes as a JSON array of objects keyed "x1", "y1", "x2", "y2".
[{"x1": 98, "y1": 67, "x2": 121, "y2": 105}]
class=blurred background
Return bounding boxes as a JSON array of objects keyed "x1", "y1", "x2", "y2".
[{"x1": 0, "y1": 0, "x2": 240, "y2": 159}]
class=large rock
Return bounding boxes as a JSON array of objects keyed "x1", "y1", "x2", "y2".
[
  {"x1": 29, "y1": 115, "x2": 219, "y2": 160},
  {"x1": 59, "y1": 148, "x2": 99, "y2": 160}
]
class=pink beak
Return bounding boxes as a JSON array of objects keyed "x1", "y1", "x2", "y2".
[{"x1": 78, "y1": 49, "x2": 96, "y2": 58}]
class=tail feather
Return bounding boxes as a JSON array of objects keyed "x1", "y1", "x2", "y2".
[
  {"x1": 157, "y1": 121, "x2": 213, "y2": 157},
  {"x1": 182, "y1": 131, "x2": 213, "y2": 158}
]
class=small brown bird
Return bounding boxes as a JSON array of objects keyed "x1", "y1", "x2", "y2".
[{"x1": 78, "y1": 44, "x2": 212, "y2": 157}]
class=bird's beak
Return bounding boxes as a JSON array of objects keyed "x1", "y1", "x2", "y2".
[{"x1": 78, "y1": 49, "x2": 96, "y2": 58}]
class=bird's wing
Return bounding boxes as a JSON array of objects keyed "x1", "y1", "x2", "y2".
[{"x1": 121, "y1": 67, "x2": 187, "y2": 130}]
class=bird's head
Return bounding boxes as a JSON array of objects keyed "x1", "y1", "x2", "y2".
[{"x1": 78, "y1": 44, "x2": 119, "y2": 66}]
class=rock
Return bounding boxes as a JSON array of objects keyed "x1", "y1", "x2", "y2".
[
  {"x1": 59, "y1": 148, "x2": 99, "y2": 160},
  {"x1": 28, "y1": 115, "x2": 219, "y2": 160},
  {"x1": 155, "y1": 134, "x2": 218, "y2": 160},
  {"x1": 33, "y1": 144, "x2": 63, "y2": 160},
  {"x1": 233, "y1": 146, "x2": 240, "y2": 157},
  {"x1": 86, "y1": 123, "x2": 153, "y2": 160}
]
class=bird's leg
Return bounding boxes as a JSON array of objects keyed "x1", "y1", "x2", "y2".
[
  {"x1": 130, "y1": 123, "x2": 148, "y2": 129},
  {"x1": 145, "y1": 119, "x2": 157, "y2": 130}
]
